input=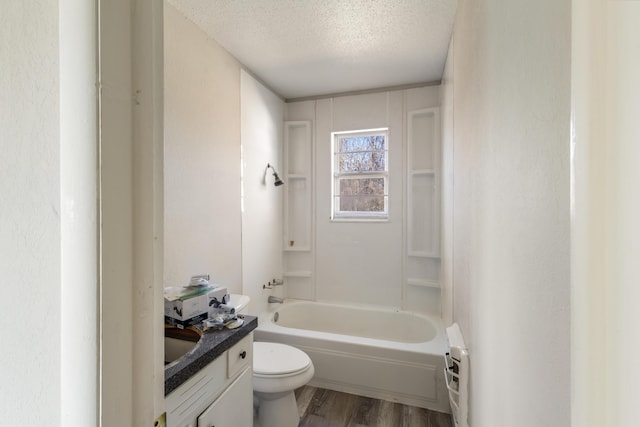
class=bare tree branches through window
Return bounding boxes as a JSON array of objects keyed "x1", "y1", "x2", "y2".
[{"x1": 332, "y1": 129, "x2": 389, "y2": 219}]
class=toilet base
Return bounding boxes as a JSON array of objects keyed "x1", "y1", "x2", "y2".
[{"x1": 254, "y1": 390, "x2": 299, "y2": 427}]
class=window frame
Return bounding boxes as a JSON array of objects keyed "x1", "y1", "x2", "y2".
[{"x1": 330, "y1": 128, "x2": 389, "y2": 221}]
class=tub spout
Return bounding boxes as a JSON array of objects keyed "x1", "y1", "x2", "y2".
[{"x1": 268, "y1": 296, "x2": 283, "y2": 304}]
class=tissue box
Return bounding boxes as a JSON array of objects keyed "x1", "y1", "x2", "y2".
[
  {"x1": 164, "y1": 286, "x2": 229, "y2": 328},
  {"x1": 165, "y1": 312, "x2": 209, "y2": 329}
]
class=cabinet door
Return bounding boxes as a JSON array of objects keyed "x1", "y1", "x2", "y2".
[{"x1": 197, "y1": 367, "x2": 253, "y2": 427}]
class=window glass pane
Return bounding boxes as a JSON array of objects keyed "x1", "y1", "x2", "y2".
[
  {"x1": 338, "y1": 135, "x2": 385, "y2": 153},
  {"x1": 339, "y1": 177, "x2": 385, "y2": 196},
  {"x1": 339, "y1": 195, "x2": 386, "y2": 212},
  {"x1": 338, "y1": 151, "x2": 385, "y2": 172},
  {"x1": 339, "y1": 178, "x2": 385, "y2": 212}
]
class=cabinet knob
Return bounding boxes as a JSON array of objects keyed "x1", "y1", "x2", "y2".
[{"x1": 240, "y1": 350, "x2": 247, "y2": 359}]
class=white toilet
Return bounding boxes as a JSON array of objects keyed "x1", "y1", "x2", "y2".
[
  {"x1": 253, "y1": 341, "x2": 314, "y2": 427},
  {"x1": 227, "y1": 294, "x2": 314, "y2": 427}
]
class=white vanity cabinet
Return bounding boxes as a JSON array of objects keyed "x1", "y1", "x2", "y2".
[
  {"x1": 197, "y1": 367, "x2": 252, "y2": 426},
  {"x1": 165, "y1": 333, "x2": 253, "y2": 427}
]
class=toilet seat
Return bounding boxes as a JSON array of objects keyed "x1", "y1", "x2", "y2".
[{"x1": 253, "y1": 342, "x2": 311, "y2": 376}]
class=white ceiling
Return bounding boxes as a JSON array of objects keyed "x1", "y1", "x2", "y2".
[{"x1": 168, "y1": 0, "x2": 457, "y2": 100}]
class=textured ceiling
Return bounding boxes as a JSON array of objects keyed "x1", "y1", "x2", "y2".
[{"x1": 168, "y1": 0, "x2": 457, "y2": 100}]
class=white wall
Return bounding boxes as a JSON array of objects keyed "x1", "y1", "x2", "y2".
[
  {"x1": 440, "y1": 37, "x2": 455, "y2": 327},
  {"x1": 240, "y1": 71, "x2": 285, "y2": 315},
  {"x1": 164, "y1": 4, "x2": 286, "y2": 317},
  {"x1": 164, "y1": 2, "x2": 286, "y2": 317},
  {"x1": 100, "y1": 1, "x2": 134, "y2": 424},
  {"x1": 100, "y1": 1, "x2": 165, "y2": 424},
  {"x1": 129, "y1": 1, "x2": 166, "y2": 424},
  {"x1": 60, "y1": 1, "x2": 99, "y2": 425},
  {"x1": 316, "y1": 92, "x2": 404, "y2": 308},
  {"x1": 571, "y1": 2, "x2": 640, "y2": 426},
  {"x1": 3, "y1": 1, "x2": 164, "y2": 424},
  {"x1": 286, "y1": 87, "x2": 441, "y2": 311},
  {"x1": 441, "y1": 0, "x2": 571, "y2": 425},
  {"x1": 0, "y1": 3, "x2": 63, "y2": 425},
  {"x1": 164, "y1": 3, "x2": 243, "y2": 292}
]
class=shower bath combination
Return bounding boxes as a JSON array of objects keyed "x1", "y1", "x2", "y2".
[
  {"x1": 255, "y1": 299, "x2": 450, "y2": 413},
  {"x1": 266, "y1": 163, "x2": 284, "y2": 186}
]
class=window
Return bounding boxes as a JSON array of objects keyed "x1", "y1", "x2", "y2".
[{"x1": 331, "y1": 128, "x2": 389, "y2": 220}]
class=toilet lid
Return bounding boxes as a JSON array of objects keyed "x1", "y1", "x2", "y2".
[{"x1": 253, "y1": 342, "x2": 311, "y2": 375}]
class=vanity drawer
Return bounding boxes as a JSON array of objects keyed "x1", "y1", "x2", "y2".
[{"x1": 227, "y1": 333, "x2": 252, "y2": 379}]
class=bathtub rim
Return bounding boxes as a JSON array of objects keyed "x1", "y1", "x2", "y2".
[{"x1": 257, "y1": 298, "x2": 448, "y2": 357}]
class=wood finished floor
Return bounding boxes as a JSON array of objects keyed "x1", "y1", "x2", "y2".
[{"x1": 295, "y1": 386, "x2": 453, "y2": 427}]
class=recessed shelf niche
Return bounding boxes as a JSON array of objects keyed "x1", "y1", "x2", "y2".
[
  {"x1": 405, "y1": 107, "x2": 440, "y2": 294},
  {"x1": 283, "y1": 121, "x2": 312, "y2": 252}
]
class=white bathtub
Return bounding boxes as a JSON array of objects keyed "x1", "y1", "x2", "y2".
[{"x1": 255, "y1": 299, "x2": 451, "y2": 413}]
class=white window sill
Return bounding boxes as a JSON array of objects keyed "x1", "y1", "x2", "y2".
[{"x1": 330, "y1": 217, "x2": 390, "y2": 223}]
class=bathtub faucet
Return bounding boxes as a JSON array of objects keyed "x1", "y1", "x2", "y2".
[{"x1": 268, "y1": 296, "x2": 283, "y2": 304}]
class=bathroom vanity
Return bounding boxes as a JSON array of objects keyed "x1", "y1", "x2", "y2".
[{"x1": 165, "y1": 316, "x2": 257, "y2": 427}]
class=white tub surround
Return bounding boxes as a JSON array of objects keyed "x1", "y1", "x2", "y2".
[
  {"x1": 255, "y1": 299, "x2": 450, "y2": 413},
  {"x1": 284, "y1": 87, "x2": 442, "y2": 315}
]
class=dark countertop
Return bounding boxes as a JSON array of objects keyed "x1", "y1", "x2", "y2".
[{"x1": 164, "y1": 315, "x2": 258, "y2": 396}]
